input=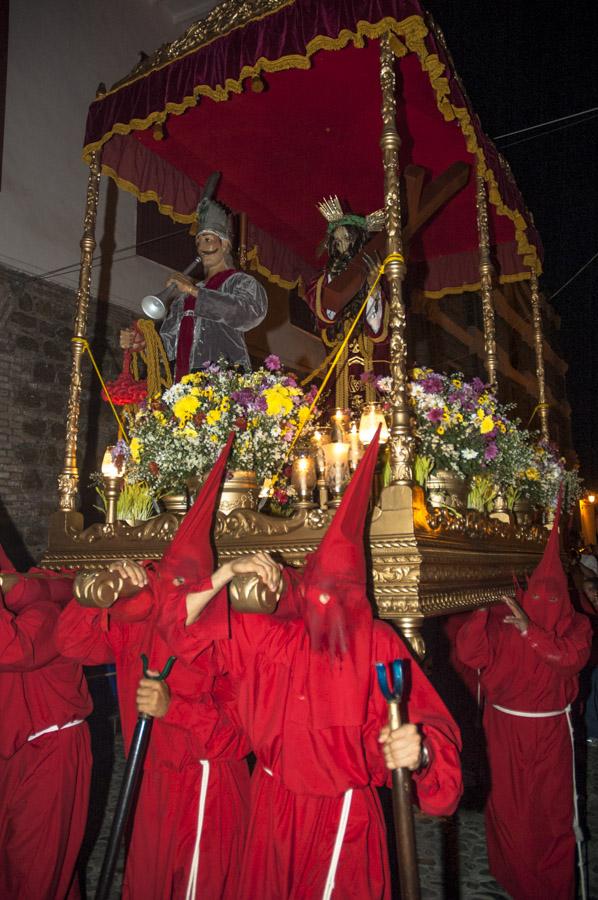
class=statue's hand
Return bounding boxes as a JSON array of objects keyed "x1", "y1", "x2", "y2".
[
  {"x1": 166, "y1": 272, "x2": 198, "y2": 297},
  {"x1": 362, "y1": 251, "x2": 382, "y2": 291},
  {"x1": 120, "y1": 328, "x2": 146, "y2": 352}
]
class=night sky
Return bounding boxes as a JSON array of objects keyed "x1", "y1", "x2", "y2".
[{"x1": 425, "y1": 1, "x2": 598, "y2": 485}]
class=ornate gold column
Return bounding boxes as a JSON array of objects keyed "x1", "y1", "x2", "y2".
[
  {"x1": 379, "y1": 33, "x2": 413, "y2": 485},
  {"x1": 475, "y1": 170, "x2": 498, "y2": 391},
  {"x1": 529, "y1": 268, "x2": 549, "y2": 441},
  {"x1": 58, "y1": 149, "x2": 102, "y2": 511}
]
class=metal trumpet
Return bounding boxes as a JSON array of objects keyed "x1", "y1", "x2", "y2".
[{"x1": 141, "y1": 255, "x2": 201, "y2": 320}]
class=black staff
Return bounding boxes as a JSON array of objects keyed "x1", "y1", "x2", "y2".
[
  {"x1": 375, "y1": 659, "x2": 421, "y2": 900},
  {"x1": 96, "y1": 654, "x2": 176, "y2": 900}
]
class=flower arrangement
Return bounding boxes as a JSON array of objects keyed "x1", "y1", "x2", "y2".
[
  {"x1": 408, "y1": 368, "x2": 511, "y2": 480},
  {"x1": 124, "y1": 356, "x2": 317, "y2": 496}
]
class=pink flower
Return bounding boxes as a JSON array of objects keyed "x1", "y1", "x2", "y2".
[{"x1": 264, "y1": 354, "x2": 281, "y2": 371}]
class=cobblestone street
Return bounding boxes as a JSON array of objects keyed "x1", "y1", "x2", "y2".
[{"x1": 82, "y1": 724, "x2": 598, "y2": 899}]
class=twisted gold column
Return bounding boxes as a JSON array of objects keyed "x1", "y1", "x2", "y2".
[
  {"x1": 379, "y1": 33, "x2": 413, "y2": 485},
  {"x1": 529, "y1": 268, "x2": 549, "y2": 441},
  {"x1": 475, "y1": 171, "x2": 498, "y2": 391},
  {"x1": 58, "y1": 150, "x2": 102, "y2": 511}
]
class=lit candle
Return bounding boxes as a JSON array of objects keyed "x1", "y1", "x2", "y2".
[
  {"x1": 323, "y1": 441, "x2": 350, "y2": 500},
  {"x1": 291, "y1": 454, "x2": 316, "y2": 505},
  {"x1": 330, "y1": 407, "x2": 349, "y2": 442},
  {"x1": 349, "y1": 423, "x2": 362, "y2": 471},
  {"x1": 101, "y1": 447, "x2": 120, "y2": 478},
  {"x1": 358, "y1": 403, "x2": 389, "y2": 446}
]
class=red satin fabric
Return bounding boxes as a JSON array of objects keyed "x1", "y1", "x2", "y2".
[
  {"x1": 174, "y1": 270, "x2": 238, "y2": 380},
  {"x1": 456, "y1": 605, "x2": 592, "y2": 899},
  {"x1": 0, "y1": 577, "x2": 92, "y2": 899},
  {"x1": 0, "y1": 725, "x2": 91, "y2": 900},
  {"x1": 160, "y1": 588, "x2": 462, "y2": 898},
  {"x1": 175, "y1": 294, "x2": 197, "y2": 380},
  {"x1": 56, "y1": 591, "x2": 250, "y2": 900}
]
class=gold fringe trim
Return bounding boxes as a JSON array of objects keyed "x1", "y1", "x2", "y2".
[
  {"x1": 87, "y1": 12, "x2": 541, "y2": 277},
  {"x1": 82, "y1": 15, "x2": 411, "y2": 162},
  {"x1": 398, "y1": 22, "x2": 542, "y2": 276},
  {"x1": 246, "y1": 245, "x2": 307, "y2": 296},
  {"x1": 422, "y1": 270, "x2": 532, "y2": 300}
]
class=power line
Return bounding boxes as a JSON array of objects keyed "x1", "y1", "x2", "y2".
[
  {"x1": 550, "y1": 249, "x2": 598, "y2": 302},
  {"x1": 497, "y1": 112, "x2": 598, "y2": 150},
  {"x1": 33, "y1": 226, "x2": 191, "y2": 281},
  {"x1": 493, "y1": 105, "x2": 598, "y2": 141}
]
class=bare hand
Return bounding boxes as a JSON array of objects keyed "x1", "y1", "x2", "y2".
[
  {"x1": 378, "y1": 723, "x2": 423, "y2": 771},
  {"x1": 166, "y1": 273, "x2": 198, "y2": 297},
  {"x1": 230, "y1": 552, "x2": 282, "y2": 594},
  {"x1": 119, "y1": 328, "x2": 146, "y2": 352},
  {"x1": 136, "y1": 672, "x2": 170, "y2": 718},
  {"x1": 502, "y1": 594, "x2": 529, "y2": 633},
  {"x1": 108, "y1": 560, "x2": 148, "y2": 597}
]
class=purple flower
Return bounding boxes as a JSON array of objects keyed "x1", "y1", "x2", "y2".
[
  {"x1": 472, "y1": 377, "x2": 486, "y2": 394},
  {"x1": 484, "y1": 442, "x2": 498, "y2": 461},
  {"x1": 231, "y1": 388, "x2": 254, "y2": 408},
  {"x1": 254, "y1": 395, "x2": 267, "y2": 412},
  {"x1": 421, "y1": 374, "x2": 444, "y2": 394},
  {"x1": 264, "y1": 354, "x2": 281, "y2": 371},
  {"x1": 283, "y1": 376, "x2": 297, "y2": 387},
  {"x1": 360, "y1": 371, "x2": 376, "y2": 385},
  {"x1": 426, "y1": 408, "x2": 444, "y2": 423}
]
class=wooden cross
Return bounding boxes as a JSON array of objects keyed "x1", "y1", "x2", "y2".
[{"x1": 319, "y1": 161, "x2": 470, "y2": 314}]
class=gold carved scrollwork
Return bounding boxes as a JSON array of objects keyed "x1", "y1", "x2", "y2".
[
  {"x1": 58, "y1": 150, "x2": 102, "y2": 512},
  {"x1": 475, "y1": 171, "x2": 498, "y2": 391},
  {"x1": 379, "y1": 34, "x2": 414, "y2": 486},
  {"x1": 529, "y1": 269, "x2": 549, "y2": 441},
  {"x1": 112, "y1": 0, "x2": 290, "y2": 89}
]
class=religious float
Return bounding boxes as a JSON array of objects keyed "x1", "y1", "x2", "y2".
[{"x1": 43, "y1": 0, "x2": 578, "y2": 653}]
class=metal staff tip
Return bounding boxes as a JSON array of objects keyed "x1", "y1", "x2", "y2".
[{"x1": 375, "y1": 658, "x2": 404, "y2": 702}]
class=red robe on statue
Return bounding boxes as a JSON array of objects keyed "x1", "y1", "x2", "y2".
[
  {"x1": 0, "y1": 566, "x2": 92, "y2": 900},
  {"x1": 161, "y1": 592, "x2": 462, "y2": 899},
  {"x1": 456, "y1": 512, "x2": 592, "y2": 900},
  {"x1": 56, "y1": 577, "x2": 250, "y2": 900}
]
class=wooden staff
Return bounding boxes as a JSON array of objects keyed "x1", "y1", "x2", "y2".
[{"x1": 376, "y1": 659, "x2": 421, "y2": 900}]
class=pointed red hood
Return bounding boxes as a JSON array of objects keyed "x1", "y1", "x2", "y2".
[
  {"x1": 522, "y1": 488, "x2": 572, "y2": 633},
  {"x1": 0, "y1": 544, "x2": 16, "y2": 573},
  {"x1": 158, "y1": 433, "x2": 234, "y2": 585}
]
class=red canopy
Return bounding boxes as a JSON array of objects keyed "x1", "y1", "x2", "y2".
[{"x1": 83, "y1": 0, "x2": 542, "y2": 297}]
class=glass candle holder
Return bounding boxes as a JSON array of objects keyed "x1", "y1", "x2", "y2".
[
  {"x1": 323, "y1": 442, "x2": 350, "y2": 505},
  {"x1": 358, "y1": 403, "x2": 389, "y2": 446},
  {"x1": 330, "y1": 407, "x2": 350, "y2": 442},
  {"x1": 290, "y1": 454, "x2": 317, "y2": 507},
  {"x1": 311, "y1": 427, "x2": 331, "y2": 477}
]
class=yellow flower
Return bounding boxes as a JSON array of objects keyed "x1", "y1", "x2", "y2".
[
  {"x1": 480, "y1": 415, "x2": 494, "y2": 434},
  {"x1": 452, "y1": 378, "x2": 462, "y2": 388},
  {"x1": 297, "y1": 406, "x2": 311, "y2": 425},
  {"x1": 153, "y1": 410, "x2": 166, "y2": 426},
  {"x1": 437, "y1": 426, "x2": 445, "y2": 435},
  {"x1": 412, "y1": 367, "x2": 423, "y2": 380},
  {"x1": 209, "y1": 434, "x2": 218, "y2": 443},
  {"x1": 206, "y1": 409, "x2": 221, "y2": 426},
  {"x1": 454, "y1": 413, "x2": 464, "y2": 423},
  {"x1": 172, "y1": 395, "x2": 199, "y2": 424},
  {"x1": 180, "y1": 373, "x2": 199, "y2": 385},
  {"x1": 263, "y1": 386, "x2": 293, "y2": 416},
  {"x1": 130, "y1": 437, "x2": 142, "y2": 462},
  {"x1": 477, "y1": 408, "x2": 485, "y2": 420},
  {"x1": 182, "y1": 425, "x2": 198, "y2": 438},
  {"x1": 497, "y1": 422, "x2": 507, "y2": 433},
  {"x1": 525, "y1": 467, "x2": 540, "y2": 481}
]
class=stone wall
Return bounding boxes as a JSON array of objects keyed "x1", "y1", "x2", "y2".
[{"x1": 0, "y1": 264, "x2": 132, "y2": 567}]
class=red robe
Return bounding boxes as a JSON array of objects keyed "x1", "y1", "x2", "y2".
[
  {"x1": 0, "y1": 575, "x2": 92, "y2": 900},
  {"x1": 56, "y1": 578, "x2": 250, "y2": 900},
  {"x1": 456, "y1": 604, "x2": 591, "y2": 899},
  {"x1": 159, "y1": 576, "x2": 463, "y2": 899}
]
